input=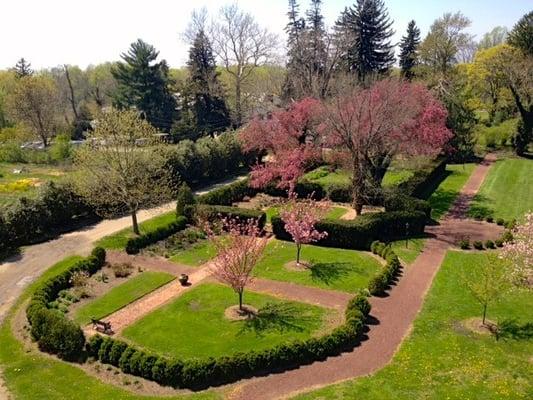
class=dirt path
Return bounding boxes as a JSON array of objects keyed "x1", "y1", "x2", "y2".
[{"x1": 228, "y1": 155, "x2": 501, "y2": 400}]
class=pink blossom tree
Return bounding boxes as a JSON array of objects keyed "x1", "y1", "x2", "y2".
[
  {"x1": 206, "y1": 217, "x2": 268, "y2": 311},
  {"x1": 501, "y1": 212, "x2": 533, "y2": 288},
  {"x1": 319, "y1": 79, "x2": 453, "y2": 214},
  {"x1": 280, "y1": 193, "x2": 329, "y2": 266},
  {"x1": 239, "y1": 98, "x2": 322, "y2": 191}
]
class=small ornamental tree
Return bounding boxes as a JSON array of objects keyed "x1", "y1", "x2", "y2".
[
  {"x1": 500, "y1": 212, "x2": 533, "y2": 288},
  {"x1": 280, "y1": 193, "x2": 329, "y2": 266},
  {"x1": 207, "y1": 217, "x2": 267, "y2": 311},
  {"x1": 464, "y1": 253, "x2": 510, "y2": 326},
  {"x1": 239, "y1": 98, "x2": 322, "y2": 191}
]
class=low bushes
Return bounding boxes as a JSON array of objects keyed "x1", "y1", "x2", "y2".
[
  {"x1": 272, "y1": 211, "x2": 426, "y2": 250},
  {"x1": 125, "y1": 216, "x2": 188, "y2": 255},
  {"x1": 396, "y1": 158, "x2": 447, "y2": 199},
  {"x1": 188, "y1": 204, "x2": 266, "y2": 230},
  {"x1": 26, "y1": 247, "x2": 106, "y2": 360},
  {"x1": 87, "y1": 291, "x2": 370, "y2": 389},
  {"x1": 196, "y1": 178, "x2": 257, "y2": 206},
  {"x1": 369, "y1": 241, "x2": 402, "y2": 295},
  {"x1": 0, "y1": 182, "x2": 98, "y2": 255}
]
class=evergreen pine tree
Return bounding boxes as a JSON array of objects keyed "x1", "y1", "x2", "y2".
[
  {"x1": 12, "y1": 58, "x2": 33, "y2": 78},
  {"x1": 398, "y1": 20, "x2": 421, "y2": 80},
  {"x1": 507, "y1": 11, "x2": 533, "y2": 56},
  {"x1": 336, "y1": 0, "x2": 395, "y2": 82},
  {"x1": 185, "y1": 30, "x2": 231, "y2": 137},
  {"x1": 306, "y1": 0, "x2": 327, "y2": 77},
  {"x1": 112, "y1": 39, "x2": 176, "y2": 132},
  {"x1": 283, "y1": 0, "x2": 306, "y2": 100}
]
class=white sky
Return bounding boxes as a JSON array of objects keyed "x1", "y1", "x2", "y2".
[{"x1": 1, "y1": 0, "x2": 530, "y2": 70}]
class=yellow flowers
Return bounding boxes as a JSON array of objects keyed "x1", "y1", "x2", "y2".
[{"x1": 0, "y1": 178, "x2": 37, "y2": 192}]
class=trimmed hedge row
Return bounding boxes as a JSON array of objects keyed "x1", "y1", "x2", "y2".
[
  {"x1": 86, "y1": 291, "x2": 370, "y2": 389},
  {"x1": 368, "y1": 241, "x2": 402, "y2": 295},
  {"x1": 271, "y1": 210, "x2": 427, "y2": 250},
  {"x1": 196, "y1": 178, "x2": 257, "y2": 206},
  {"x1": 396, "y1": 157, "x2": 447, "y2": 200},
  {"x1": 125, "y1": 216, "x2": 188, "y2": 254},
  {"x1": 26, "y1": 247, "x2": 106, "y2": 360},
  {"x1": 188, "y1": 204, "x2": 267, "y2": 230}
]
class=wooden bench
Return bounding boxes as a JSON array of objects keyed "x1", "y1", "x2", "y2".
[{"x1": 91, "y1": 317, "x2": 113, "y2": 334}]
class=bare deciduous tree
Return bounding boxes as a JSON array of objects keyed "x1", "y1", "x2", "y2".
[
  {"x1": 209, "y1": 4, "x2": 278, "y2": 125},
  {"x1": 73, "y1": 109, "x2": 175, "y2": 235}
]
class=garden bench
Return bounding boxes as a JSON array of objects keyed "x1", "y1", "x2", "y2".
[{"x1": 91, "y1": 317, "x2": 113, "y2": 334}]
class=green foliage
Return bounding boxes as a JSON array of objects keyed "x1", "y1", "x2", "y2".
[
  {"x1": 49, "y1": 134, "x2": 73, "y2": 161},
  {"x1": 112, "y1": 39, "x2": 176, "y2": 132},
  {"x1": 473, "y1": 240, "x2": 484, "y2": 250},
  {"x1": 507, "y1": 11, "x2": 533, "y2": 55},
  {"x1": 398, "y1": 20, "x2": 421, "y2": 79},
  {"x1": 513, "y1": 119, "x2": 532, "y2": 155},
  {"x1": 26, "y1": 248, "x2": 106, "y2": 360},
  {"x1": 192, "y1": 204, "x2": 266, "y2": 229},
  {"x1": 272, "y1": 211, "x2": 427, "y2": 251},
  {"x1": 176, "y1": 183, "x2": 195, "y2": 216},
  {"x1": 125, "y1": 216, "x2": 188, "y2": 254},
  {"x1": 196, "y1": 178, "x2": 256, "y2": 206}
]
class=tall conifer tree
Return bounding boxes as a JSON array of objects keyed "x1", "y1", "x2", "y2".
[
  {"x1": 399, "y1": 20, "x2": 421, "y2": 80},
  {"x1": 185, "y1": 30, "x2": 231, "y2": 137},
  {"x1": 12, "y1": 58, "x2": 33, "y2": 78},
  {"x1": 336, "y1": 0, "x2": 395, "y2": 82},
  {"x1": 112, "y1": 39, "x2": 176, "y2": 132}
]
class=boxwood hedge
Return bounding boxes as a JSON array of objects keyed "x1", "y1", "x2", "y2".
[{"x1": 125, "y1": 216, "x2": 188, "y2": 254}]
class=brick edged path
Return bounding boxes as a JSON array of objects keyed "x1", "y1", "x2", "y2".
[{"x1": 227, "y1": 155, "x2": 502, "y2": 400}]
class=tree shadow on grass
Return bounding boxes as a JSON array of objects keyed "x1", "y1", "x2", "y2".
[
  {"x1": 466, "y1": 194, "x2": 494, "y2": 220},
  {"x1": 308, "y1": 261, "x2": 354, "y2": 285},
  {"x1": 238, "y1": 303, "x2": 314, "y2": 337}
]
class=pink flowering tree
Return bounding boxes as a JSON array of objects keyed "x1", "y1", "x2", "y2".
[
  {"x1": 239, "y1": 98, "x2": 322, "y2": 191},
  {"x1": 206, "y1": 217, "x2": 268, "y2": 311},
  {"x1": 280, "y1": 193, "x2": 329, "y2": 266},
  {"x1": 501, "y1": 212, "x2": 533, "y2": 288},
  {"x1": 319, "y1": 79, "x2": 453, "y2": 214}
]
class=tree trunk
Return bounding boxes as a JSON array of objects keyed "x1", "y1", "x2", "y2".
[
  {"x1": 296, "y1": 243, "x2": 301, "y2": 265},
  {"x1": 64, "y1": 65, "x2": 79, "y2": 120},
  {"x1": 482, "y1": 303, "x2": 487, "y2": 325},
  {"x1": 351, "y1": 158, "x2": 365, "y2": 216},
  {"x1": 238, "y1": 289, "x2": 243, "y2": 311},
  {"x1": 235, "y1": 79, "x2": 242, "y2": 127},
  {"x1": 131, "y1": 210, "x2": 140, "y2": 235}
]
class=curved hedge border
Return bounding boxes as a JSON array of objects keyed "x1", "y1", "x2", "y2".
[
  {"x1": 125, "y1": 216, "x2": 188, "y2": 254},
  {"x1": 86, "y1": 291, "x2": 370, "y2": 389},
  {"x1": 369, "y1": 241, "x2": 402, "y2": 295},
  {"x1": 26, "y1": 247, "x2": 106, "y2": 360},
  {"x1": 187, "y1": 204, "x2": 266, "y2": 230}
]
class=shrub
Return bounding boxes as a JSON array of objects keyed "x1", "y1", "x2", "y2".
[
  {"x1": 473, "y1": 241, "x2": 484, "y2": 250},
  {"x1": 486, "y1": 216, "x2": 494, "y2": 223},
  {"x1": 459, "y1": 238, "x2": 470, "y2": 249},
  {"x1": 496, "y1": 218, "x2": 505, "y2": 226},
  {"x1": 504, "y1": 219, "x2": 516, "y2": 230},
  {"x1": 485, "y1": 240, "x2": 495, "y2": 249},
  {"x1": 495, "y1": 239, "x2": 504, "y2": 247},
  {"x1": 193, "y1": 205, "x2": 266, "y2": 230},
  {"x1": 176, "y1": 183, "x2": 195, "y2": 216},
  {"x1": 112, "y1": 263, "x2": 133, "y2": 278},
  {"x1": 69, "y1": 270, "x2": 90, "y2": 287},
  {"x1": 272, "y1": 211, "x2": 426, "y2": 250},
  {"x1": 196, "y1": 179, "x2": 256, "y2": 206},
  {"x1": 125, "y1": 216, "x2": 188, "y2": 254},
  {"x1": 501, "y1": 230, "x2": 514, "y2": 243}
]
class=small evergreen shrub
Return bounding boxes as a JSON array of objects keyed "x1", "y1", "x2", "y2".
[
  {"x1": 473, "y1": 241, "x2": 484, "y2": 250},
  {"x1": 485, "y1": 216, "x2": 494, "y2": 223},
  {"x1": 459, "y1": 238, "x2": 470, "y2": 249},
  {"x1": 496, "y1": 218, "x2": 505, "y2": 226},
  {"x1": 485, "y1": 240, "x2": 495, "y2": 249},
  {"x1": 176, "y1": 183, "x2": 195, "y2": 216},
  {"x1": 495, "y1": 239, "x2": 504, "y2": 247}
]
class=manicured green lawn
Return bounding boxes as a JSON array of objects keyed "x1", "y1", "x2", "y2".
[
  {"x1": 122, "y1": 283, "x2": 329, "y2": 359},
  {"x1": 294, "y1": 251, "x2": 533, "y2": 400},
  {"x1": 169, "y1": 240, "x2": 217, "y2": 267},
  {"x1": 96, "y1": 212, "x2": 176, "y2": 250},
  {"x1": 468, "y1": 158, "x2": 533, "y2": 221},
  {"x1": 390, "y1": 237, "x2": 426, "y2": 264},
  {"x1": 253, "y1": 240, "x2": 382, "y2": 293},
  {"x1": 265, "y1": 205, "x2": 348, "y2": 224},
  {"x1": 428, "y1": 163, "x2": 475, "y2": 220},
  {"x1": 73, "y1": 271, "x2": 175, "y2": 325},
  {"x1": 0, "y1": 256, "x2": 217, "y2": 400},
  {"x1": 303, "y1": 166, "x2": 413, "y2": 188}
]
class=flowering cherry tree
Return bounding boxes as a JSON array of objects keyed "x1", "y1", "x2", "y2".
[
  {"x1": 280, "y1": 193, "x2": 329, "y2": 266},
  {"x1": 206, "y1": 217, "x2": 267, "y2": 311},
  {"x1": 500, "y1": 212, "x2": 533, "y2": 288},
  {"x1": 319, "y1": 79, "x2": 453, "y2": 214},
  {"x1": 239, "y1": 98, "x2": 322, "y2": 191}
]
